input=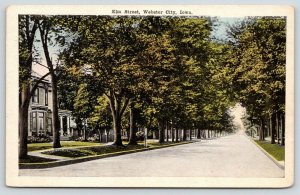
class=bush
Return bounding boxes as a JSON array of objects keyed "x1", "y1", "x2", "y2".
[
  {"x1": 75, "y1": 134, "x2": 99, "y2": 142},
  {"x1": 27, "y1": 135, "x2": 53, "y2": 143},
  {"x1": 136, "y1": 131, "x2": 145, "y2": 141},
  {"x1": 88, "y1": 134, "x2": 98, "y2": 142}
]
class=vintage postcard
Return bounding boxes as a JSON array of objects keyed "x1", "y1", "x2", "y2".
[{"x1": 6, "y1": 5, "x2": 294, "y2": 188}]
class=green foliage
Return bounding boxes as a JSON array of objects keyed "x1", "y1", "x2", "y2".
[
  {"x1": 24, "y1": 15, "x2": 285, "y2": 144},
  {"x1": 19, "y1": 155, "x2": 57, "y2": 163},
  {"x1": 227, "y1": 17, "x2": 286, "y2": 119},
  {"x1": 255, "y1": 140, "x2": 285, "y2": 161},
  {"x1": 27, "y1": 141, "x2": 100, "y2": 152}
]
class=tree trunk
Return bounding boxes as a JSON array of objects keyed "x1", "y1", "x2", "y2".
[
  {"x1": 19, "y1": 86, "x2": 30, "y2": 159},
  {"x1": 182, "y1": 128, "x2": 187, "y2": 141},
  {"x1": 107, "y1": 94, "x2": 129, "y2": 146},
  {"x1": 197, "y1": 129, "x2": 201, "y2": 139},
  {"x1": 18, "y1": 17, "x2": 39, "y2": 159},
  {"x1": 83, "y1": 119, "x2": 88, "y2": 141},
  {"x1": 202, "y1": 130, "x2": 206, "y2": 139},
  {"x1": 51, "y1": 74, "x2": 61, "y2": 148},
  {"x1": 98, "y1": 129, "x2": 103, "y2": 143},
  {"x1": 128, "y1": 107, "x2": 137, "y2": 145},
  {"x1": 165, "y1": 122, "x2": 169, "y2": 142},
  {"x1": 259, "y1": 119, "x2": 265, "y2": 141},
  {"x1": 281, "y1": 113, "x2": 285, "y2": 146},
  {"x1": 112, "y1": 113, "x2": 123, "y2": 146},
  {"x1": 270, "y1": 114, "x2": 276, "y2": 144},
  {"x1": 189, "y1": 129, "x2": 192, "y2": 140},
  {"x1": 276, "y1": 112, "x2": 280, "y2": 145},
  {"x1": 175, "y1": 128, "x2": 179, "y2": 142},
  {"x1": 171, "y1": 127, "x2": 174, "y2": 142},
  {"x1": 106, "y1": 129, "x2": 109, "y2": 143},
  {"x1": 158, "y1": 120, "x2": 165, "y2": 143}
]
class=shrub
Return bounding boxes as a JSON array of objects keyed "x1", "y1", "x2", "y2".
[
  {"x1": 136, "y1": 131, "x2": 145, "y2": 141},
  {"x1": 27, "y1": 135, "x2": 53, "y2": 143}
]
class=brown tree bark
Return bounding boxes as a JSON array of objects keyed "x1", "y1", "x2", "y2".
[
  {"x1": 107, "y1": 93, "x2": 129, "y2": 146},
  {"x1": 197, "y1": 129, "x2": 201, "y2": 139},
  {"x1": 189, "y1": 129, "x2": 192, "y2": 140},
  {"x1": 182, "y1": 128, "x2": 187, "y2": 141},
  {"x1": 165, "y1": 122, "x2": 169, "y2": 142},
  {"x1": 105, "y1": 129, "x2": 109, "y2": 143},
  {"x1": 207, "y1": 130, "x2": 210, "y2": 138},
  {"x1": 39, "y1": 21, "x2": 61, "y2": 148},
  {"x1": 158, "y1": 120, "x2": 165, "y2": 143},
  {"x1": 128, "y1": 106, "x2": 137, "y2": 145},
  {"x1": 175, "y1": 128, "x2": 179, "y2": 142},
  {"x1": 98, "y1": 129, "x2": 103, "y2": 143},
  {"x1": 276, "y1": 112, "x2": 280, "y2": 145},
  {"x1": 171, "y1": 127, "x2": 174, "y2": 142},
  {"x1": 281, "y1": 113, "x2": 285, "y2": 146},
  {"x1": 270, "y1": 114, "x2": 276, "y2": 144},
  {"x1": 19, "y1": 86, "x2": 30, "y2": 159},
  {"x1": 19, "y1": 16, "x2": 39, "y2": 159},
  {"x1": 51, "y1": 74, "x2": 62, "y2": 148},
  {"x1": 259, "y1": 119, "x2": 265, "y2": 141}
]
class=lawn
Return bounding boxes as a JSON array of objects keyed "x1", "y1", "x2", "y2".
[
  {"x1": 19, "y1": 155, "x2": 57, "y2": 163},
  {"x1": 28, "y1": 141, "x2": 102, "y2": 152},
  {"x1": 254, "y1": 140, "x2": 285, "y2": 161},
  {"x1": 42, "y1": 145, "x2": 146, "y2": 158}
]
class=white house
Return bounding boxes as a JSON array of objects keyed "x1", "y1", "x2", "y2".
[{"x1": 28, "y1": 75, "x2": 76, "y2": 138}]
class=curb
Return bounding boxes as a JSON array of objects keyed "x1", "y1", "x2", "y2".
[
  {"x1": 19, "y1": 141, "x2": 196, "y2": 169},
  {"x1": 248, "y1": 136, "x2": 285, "y2": 170}
]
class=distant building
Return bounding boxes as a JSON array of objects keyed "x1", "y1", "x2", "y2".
[{"x1": 28, "y1": 75, "x2": 76, "y2": 137}]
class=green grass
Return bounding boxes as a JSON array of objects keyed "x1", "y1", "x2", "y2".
[
  {"x1": 19, "y1": 155, "x2": 57, "y2": 163},
  {"x1": 41, "y1": 141, "x2": 191, "y2": 159},
  {"x1": 42, "y1": 145, "x2": 146, "y2": 158},
  {"x1": 28, "y1": 141, "x2": 101, "y2": 152},
  {"x1": 255, "y1": 140, "x2": 285, "y2": 161}
]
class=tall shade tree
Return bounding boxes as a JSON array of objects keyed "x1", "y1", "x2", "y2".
[
  {"x1": 227, "y1": 17, "x2": 286, "y2": 143},
  {"x1": 19, "y1": 15, "x2": 53, "y2": 158}
]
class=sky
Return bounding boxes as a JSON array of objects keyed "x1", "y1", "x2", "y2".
[
  {"x1": 228, "y1": 103, "x2": 247, "y2": 134},
  {"x1": 211, "y1": 17, "x2": 243, "y2": 40}
]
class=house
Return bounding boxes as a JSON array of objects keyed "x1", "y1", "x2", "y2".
[{"x1": 28, "y1": 75, "x2": 76, "y2": 138}]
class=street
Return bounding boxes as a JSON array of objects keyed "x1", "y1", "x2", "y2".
[{"x1": 19, "y1": 133, "x2": 284, "y2": 177}]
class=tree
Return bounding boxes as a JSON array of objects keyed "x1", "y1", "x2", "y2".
[
  {"x1": 73, "y1": 83, "x2": 97, "y2": 141},
  {"x1": 226, "y1": 17, "x2": 286, "y2": 143},
  {"x1": 89, "y1": 95, "x2": 112, "y2": 143},
  {"x1": 37, "y1": 16, "x2": 63, "y2": 148},
  {"x1": 18, "y1": 15, "x2": 55, "y2": 158}
]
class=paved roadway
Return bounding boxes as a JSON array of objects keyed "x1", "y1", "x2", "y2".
[{"x1": 19, "y1": 133, "x2": 284, "y2": 177}]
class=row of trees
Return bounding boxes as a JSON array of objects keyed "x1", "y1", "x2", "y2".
[
  {"x1": 224, "y1": 17, "x2": 286, "y2": 145},
  {"x1": 58, "y1": 16, "x2": 237, "y2": 146},
  {"x1": 19, "y1": 15, "x2": 286, "y2": 159}
]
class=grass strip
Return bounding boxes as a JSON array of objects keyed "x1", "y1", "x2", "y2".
[
  {"x1": 254, "y1": 140, "x2": 285, "y2": 161},
  {"x1": 41, "y1": 141, "x2": 191, "y2": 159},
  {"x1": 28, "y1": 141, "x2": 101, "y2": 152},
  {"x1": 19, "y1": 155, "x2": 57, "y2": 163}
]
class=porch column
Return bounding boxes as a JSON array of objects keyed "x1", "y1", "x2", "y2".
[
  {"x1": 60, "y1": 115, "x2": 63, "y2": 136},
  {"x1": 67, "y1": 116, "x2": 70, "y2": 135}
]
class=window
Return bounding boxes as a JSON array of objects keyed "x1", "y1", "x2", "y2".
[
  {"x1": 47, "y1": 118, "x2": 52, "y2": 132},
  {"x1": 39, "y1": 112, "x2": 44, "y2": 130},
  {"x1": 32, "y1": 88, "x2": 39, "y2": 103},
  {"x1": 45, "y1": 89, "x2": 48, "y2": 106},
  {"x1": 32, "y1": 112, "x2": 37, "y2": 132}
]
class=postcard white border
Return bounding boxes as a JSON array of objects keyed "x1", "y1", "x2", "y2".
[{"x1": 6, "y1": 5, "x2": 294, "y2": 188}]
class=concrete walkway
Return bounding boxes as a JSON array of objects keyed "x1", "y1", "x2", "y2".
[{"x1": 19, "y1": 134, "x2": 284, "y2": 177}]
